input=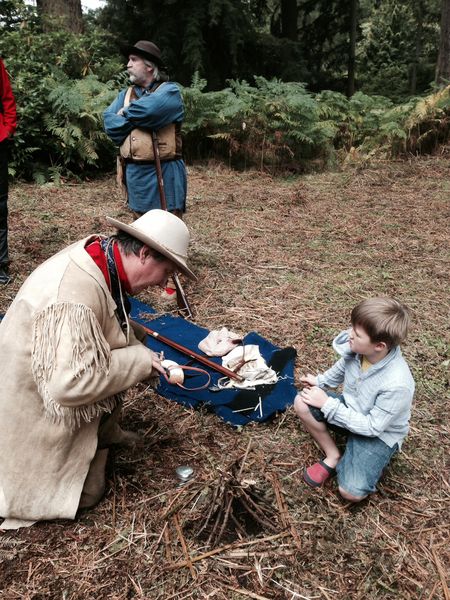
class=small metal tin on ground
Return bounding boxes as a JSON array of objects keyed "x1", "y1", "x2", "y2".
[{"x1": 175, "y1": 465, "x2": 194, "y2": 482}]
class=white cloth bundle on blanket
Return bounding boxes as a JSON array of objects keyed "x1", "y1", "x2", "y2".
[
  {"x1": 198, "y1": 327, "x2": 242, "y2": 357},
  {"x1": 219, "y1": 344, "x2": 278, "y2": 389}
]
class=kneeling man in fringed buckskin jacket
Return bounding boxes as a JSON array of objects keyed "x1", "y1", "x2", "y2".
[{"x1": 0, "y1": 209, "x2": 196, "y2": 529}]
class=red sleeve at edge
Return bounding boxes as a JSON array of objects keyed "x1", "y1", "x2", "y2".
[{"x1": 0, "y1": 58, "x2": 17, "y2": 141}]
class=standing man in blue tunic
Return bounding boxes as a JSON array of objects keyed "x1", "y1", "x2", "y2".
[{"x1": 104, "y1": 41, "x2": 187, "y2": 220}]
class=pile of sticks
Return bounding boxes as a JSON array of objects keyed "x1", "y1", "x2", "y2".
[
  {"x1": 151, "y1": 441, "x2": 301, "y2": 579},
  {"x1": 194, "y1": 451, "x2": 279, "y2": 546}
]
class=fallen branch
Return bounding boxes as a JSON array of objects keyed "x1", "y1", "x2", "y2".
[
  {"x1": 165, "y1": 531, "x2": 290, "y2": 570},
  {"x1": 270, "y1": 472, "x2": 302, "y2": 550},
  {"x1": 222, "y1": 585, "x2": 271, "y2": 600},
  {"x1": 431, "y1": 547, "x2": 450, "y2": 600},
  {"x1": 163, "y1": 521, "x2": 173, "y2": 563},
  {"x1": 173, "y1": 514, "x2": 196, "y2": 580}
]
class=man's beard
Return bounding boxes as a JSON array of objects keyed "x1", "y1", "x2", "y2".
[{"x1": 129, "y1": 74, "x2": 147, "y2": 86}]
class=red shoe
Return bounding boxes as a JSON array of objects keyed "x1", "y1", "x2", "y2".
[{"x1": 303, "y1": 460, "x2": 336, "y2": 488}]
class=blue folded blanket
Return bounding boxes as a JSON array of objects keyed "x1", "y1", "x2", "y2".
[
  {"x1": 130, "y1": 298, "x2": 297, "y2": 426},
  {"x1": 0, "y1": 299, "x2": 298, "y2": 427}
]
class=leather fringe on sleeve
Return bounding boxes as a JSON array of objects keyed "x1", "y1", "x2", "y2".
[{"x1": 31, "y1": 302, "x2": 120, "y2": 429}]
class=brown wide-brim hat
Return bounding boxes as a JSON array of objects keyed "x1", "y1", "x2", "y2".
[
  {"x1": 106, "y1": 209, "x2": 196, "y2": 280},
  {"x1": 120, "y1": 40, "x2": 166, "y2": 69}
]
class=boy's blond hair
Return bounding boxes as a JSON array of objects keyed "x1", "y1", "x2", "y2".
[{"x1": 351, "y1": 297, "x2": 411, "y2": 348}]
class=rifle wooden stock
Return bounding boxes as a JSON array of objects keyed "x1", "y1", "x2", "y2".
[
  {"x1": 151, "y1": 131, "x2": 167, "y2": 211},
  {"x1": 134, "y1": 320, "x2": 244, "y2": 382},
  {"x1": 151, "y1": 130, "x2": 193, "y2": 320}
]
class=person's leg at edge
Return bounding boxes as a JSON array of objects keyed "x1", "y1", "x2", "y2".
[{"x1": 0, "y1": 140, "x2": 10, "y2": 284}]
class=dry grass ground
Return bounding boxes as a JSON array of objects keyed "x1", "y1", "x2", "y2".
[{"x1": 0, "y1": 154, "x2": 449, "y2": 599}]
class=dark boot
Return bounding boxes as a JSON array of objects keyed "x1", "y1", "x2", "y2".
[{"x1": 0, "y1": 265, "x2": 11, "y2": 285}]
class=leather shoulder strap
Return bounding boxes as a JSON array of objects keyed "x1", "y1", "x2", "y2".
[
  {"x1": 123, "y1": 86, "x2": 134, "y2": 108},
  {"x1": 124, "y1": 82, "x2": 166, "y2": 107}
]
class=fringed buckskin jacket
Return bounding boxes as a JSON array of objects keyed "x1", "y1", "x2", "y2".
[{"x1": 0, "y1": 237, "x2": 154, "y2": 524}]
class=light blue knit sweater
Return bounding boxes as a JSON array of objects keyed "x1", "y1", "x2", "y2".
[{"x1": 317, "y1": 330, "x2": 415, "y2": 448}]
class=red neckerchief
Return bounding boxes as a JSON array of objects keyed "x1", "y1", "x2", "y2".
[{"x1": 85, "y1": 237, "x2": 131, "y2": 294}]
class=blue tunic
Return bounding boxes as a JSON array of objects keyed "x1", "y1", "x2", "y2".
[{"x1": 103, "y1": 82, "x2": 187, "y2": 214}]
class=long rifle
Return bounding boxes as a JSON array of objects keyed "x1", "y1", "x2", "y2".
[
  {"x1": 133, "y1": 320, "x2": 244, "y2": 382},
  {"x1": 151, "y1": 130, "x2": 194, "y2": 320}
]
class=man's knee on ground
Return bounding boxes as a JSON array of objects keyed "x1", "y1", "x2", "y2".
[{"x1": 338, "y1": 485, "x2": 367, "y2": 503}]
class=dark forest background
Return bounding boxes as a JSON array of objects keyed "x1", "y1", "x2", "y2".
[
  {"x1": 98, "y1": 0, "x2": 448, "y2": 97},
  {"x1": 0, "y1": 0, "x2": 449, "y2": 180}
]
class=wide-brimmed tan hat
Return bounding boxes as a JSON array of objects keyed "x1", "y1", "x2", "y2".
[{"x1": 106, "y1": 210, "x2": 196, "y2": 280}]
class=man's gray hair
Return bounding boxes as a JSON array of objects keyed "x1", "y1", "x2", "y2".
[
  {"x1": 112, "y1": 231, "x2": 166, "y2": 262},
  {"x1": 143, "y1": 59, "x2": 160, "y2": 82}
]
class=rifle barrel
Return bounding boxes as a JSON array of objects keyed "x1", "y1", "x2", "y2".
[{"x1": 135, "y1": 321, "x2": 244, "y2": 382}]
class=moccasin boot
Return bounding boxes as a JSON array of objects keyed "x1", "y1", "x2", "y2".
[{"x1": 78, "y1": 448, "x2": 109, "y2": 509}]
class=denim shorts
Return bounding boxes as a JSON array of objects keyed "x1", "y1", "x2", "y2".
[{"x1": 309, "y1": 395, "x2": 399, "y2": 497}]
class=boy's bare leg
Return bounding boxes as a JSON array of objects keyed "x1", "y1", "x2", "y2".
[{"x1": 294, "y1": 395, "x2": 341, "y2": 468}]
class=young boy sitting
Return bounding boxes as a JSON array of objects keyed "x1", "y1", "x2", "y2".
[{"x1": 294, "y1": 297, "x2": 414, "y2": 503}]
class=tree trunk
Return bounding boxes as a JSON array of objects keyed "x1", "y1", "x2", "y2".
[
  {"x1": 36, "y1": 0, "x2": 83, "y2": 33},
  {"x1": 281, "y1": 0, "x2": 298, "y2": 41},
  {"x1": 410, "y1": 0, "x2": 424, "y2": 95},
  {"x1": 436, "y1": 0, "x2": 450, "y2": 85},
  {"x1": 347, "y1": 0, "x2": 358, "y2": 97}
]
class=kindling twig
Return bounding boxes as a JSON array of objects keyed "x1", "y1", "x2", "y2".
[
  {"x1": 222, "y1": 585, "x2": 271, "y2": 600},
  {"x1": 165, "y1": 531, "x2": 290, "y2": 570},
  {"x1": 431, "y1": 547, "x2": 450, "y2": 600},
  {"x1": 148, "y1": 522, "x2": 169, "y2": 562},
  {"x1": 163, "y1": 521, "x2": 173, "y2": 563},
  {"x1": 205, "y1": 478, "x2": 227, "y2": 546},
  {"x1": 270, "y1": 472, "x2": 302, "y2": 550},
  {"x1": 173, "y1": 514, "x2": 196, "y2": 580},
  {"x1": 237, "y1": 491, "x2": 278, "y2": 532},
  {"x1": 237, "y1": 439, "x2": 253, "y2": 479},
  {"x1": 195, "y1": 480, "x2": 222, "y2": 539},
  {"x1": 161, "y1": 478, "x2": 197, "y2": 519},
  {"x1": 214, "y1": 486, "x2": 235, "y2": 545}
]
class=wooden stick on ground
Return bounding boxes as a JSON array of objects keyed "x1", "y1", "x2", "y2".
[
  {"x1": 163, "y1": 521, "x2": 173, "y2": 563},
  {"x1": 172, "y1": 513, "x2": 196, "y2": 580},
  {"x1": 431, "y1": 547, "x2": 450, "y2": 600},
  {"x1": 270, "y1": 471, "x2": 302, "y2": 550},
  {"x1": 222, "y1": 585, "x2": 271, "y2": 600},
  {"x1": 165, "y1": 531, "x2": 290, "y2": 570}
]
